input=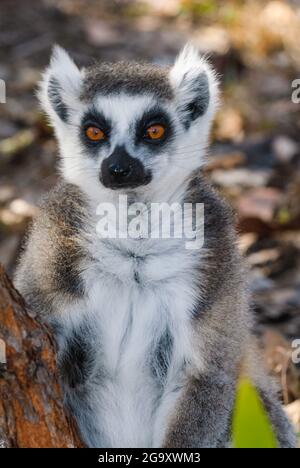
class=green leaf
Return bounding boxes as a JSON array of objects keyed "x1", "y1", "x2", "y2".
[{"x1": 232, "y1": 378, "x2": 277, "y2": 448}]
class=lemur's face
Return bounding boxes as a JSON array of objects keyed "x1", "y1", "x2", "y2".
[
  {"x1": 40, "y1": 46, "x2": 218, "y2": 200},
  {"x1": 79, "y1": 92, "x2": 174, "y2": 191}
]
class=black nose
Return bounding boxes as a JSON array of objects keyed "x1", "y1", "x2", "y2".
[
  {"x1": 108, "y1": 162, "x2": 132, "y2": 179},
  {"x1": 100, "y1": 146, "x2": 152, "y2": 189}
]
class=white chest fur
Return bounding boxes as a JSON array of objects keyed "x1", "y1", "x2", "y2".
[{"x1": 61, "y1": 237, "x2": 202, "y2": 447}]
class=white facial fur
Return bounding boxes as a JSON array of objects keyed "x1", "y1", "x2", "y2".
[{"x1": 39, "y1": 44, "x2": 219, "y2": 205}]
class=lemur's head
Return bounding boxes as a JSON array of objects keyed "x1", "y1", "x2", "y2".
[{"x1": 40, "y1": 45, "x2": 219, "y2": 201}]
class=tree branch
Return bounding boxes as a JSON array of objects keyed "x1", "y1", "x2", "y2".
[{"x1": 0, "y1": 263, "x2": 83, "y2": 448}]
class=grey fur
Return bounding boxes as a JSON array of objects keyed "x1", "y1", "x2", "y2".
[
  {"x1": 81, "y1": 61, "x2": 173, "y2": 101},
  {"x1": 150, "y1": 327, "x2": 174, "y2": 383},
  {"x1": 184, "y1": 173, "x2": 240, "y2": 315},
  {"x1": 15, "y1": 183, "x2": 88, "y2": 317},
  {"x1": 163, "y1": 373, "x2": 235, "y2": 448},
  {"x1": 15, "y1": 177, "x2": 296, "y2": 448},
  {"x1": 259, "y1": 389, "x2": 297, "y2": 448}
]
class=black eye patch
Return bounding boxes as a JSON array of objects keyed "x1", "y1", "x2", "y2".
[
  {"x1": 80, "y1": 108, "x2": 111, "y2": 152},
  {"x1": 135, "y1": 107, "x2": 173, "y2": 147}
]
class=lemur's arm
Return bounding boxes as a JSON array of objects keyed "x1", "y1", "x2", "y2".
[
  {"x1": 163, "y1": 371, "x2": 235, "y2": 448},
  {"x1": 162, "y1": 181, "x2": 244, "y2": 448},
  {"x1": 162, "y1": 287, "x2": 243, "y2": 448},
  {"x1": 163, "y1": 368, "x2": 296, "y2": 448},
  {"x1": 161, "y1": 185, "x2": 296, "y2": 449},
  {"x1": 14, "y1": 183, "x2": 88, "y2": 321},
  {"x1": 163, "y1": 331, "x2": 296, "y2": 448}
]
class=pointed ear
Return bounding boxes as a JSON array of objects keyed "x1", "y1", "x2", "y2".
[
  {"x1": 38, "y1": 46, "x2": 83, "y2": 125},
  {"x1": 170, "y1": 44, "x2": 219, "y2": 128}
]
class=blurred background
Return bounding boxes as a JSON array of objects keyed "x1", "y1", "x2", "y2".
[{"x1": 0, "y1": 0, "x2": 299, "y2": 433}]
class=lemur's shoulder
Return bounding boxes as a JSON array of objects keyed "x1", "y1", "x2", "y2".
[
  {"x1": 186, "y1": 171, "x2": 245, "y2": 315},
  {"x1": 38, "y1": 181, "x2": 88, "y2": 228},
  {"x1": 14, "y1": 182, "x2": 89, "y2": 316},
  {"x1": 185, "y1": 170, "x2": 235, "y2": 230},
  {"x1": 24, "y1": 181, "x2": 89, "y2": 255},
  {"x1": 185, "y1": 170, "x2": 237, "y2": 255}
]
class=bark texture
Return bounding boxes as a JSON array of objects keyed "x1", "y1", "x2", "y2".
[{"x1": 0, "y1": 263, "x2": 82, "y2": 448}]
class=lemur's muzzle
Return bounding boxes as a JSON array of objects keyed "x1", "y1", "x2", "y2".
[{"x1": 100, "y1": 146, "x2": 152, "y2": 190}]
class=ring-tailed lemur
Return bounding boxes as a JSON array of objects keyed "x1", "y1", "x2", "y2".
[{"x1": 15, "y1": 45, "x2": 296, "y2": 448}]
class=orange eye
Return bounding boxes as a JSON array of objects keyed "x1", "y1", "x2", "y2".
[
  {"x1": 85, "y1": 126, "x2": 105, "y2": 142},
  {"x1": 145, "y1": 124, "x2": 165, "y2": 140}
]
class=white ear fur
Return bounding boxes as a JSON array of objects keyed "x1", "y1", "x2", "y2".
[
  {"x1": 170, "y1": 44, "x2": 219, "y2": 123},
  {"x1": 38, "y1": 45, "x2": 83, "y2": 125}
]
